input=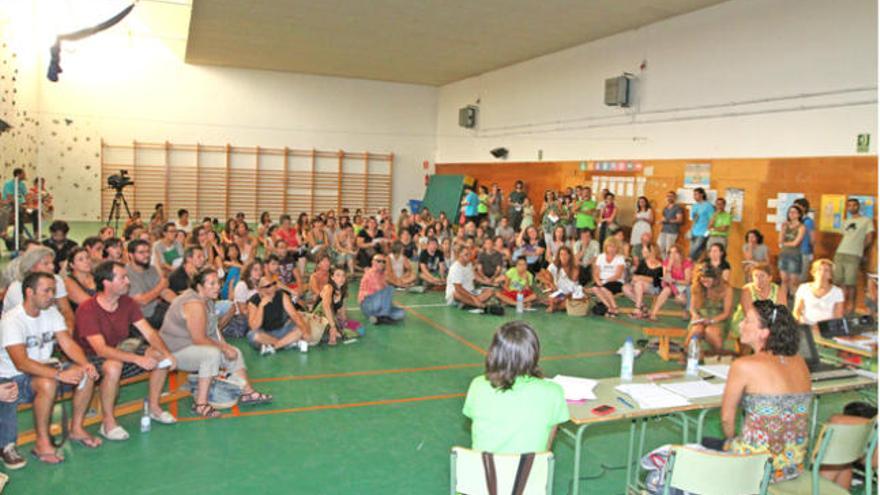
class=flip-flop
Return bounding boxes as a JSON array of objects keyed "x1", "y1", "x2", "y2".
[
  {"x1": 69, "y1": 435, "x2": 102, "y2": 449},
  {"x1": 239, "y1": 390, "x2": 273, "y2": 405},
  {"x1": 31, "y1": 449, "x2": 64, "y2": 464}
]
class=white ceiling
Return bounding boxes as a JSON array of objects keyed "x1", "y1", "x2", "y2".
[{"x1": 185, "y1": 0, "x2": 730, "y2": 86}]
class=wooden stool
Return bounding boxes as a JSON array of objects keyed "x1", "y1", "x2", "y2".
[{"x1": 644, "y1": 327, "x2": 687, "y2": 361}]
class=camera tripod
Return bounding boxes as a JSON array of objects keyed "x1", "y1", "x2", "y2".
[{"x1": 106, "y1": 188, "x2": 132, "y2": 231}]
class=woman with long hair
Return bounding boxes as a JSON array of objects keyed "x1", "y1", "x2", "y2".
[
  {"x1": 778, "y1": 205, "x2": 806, "y2": 301},
  {"x1": 686, "y1": 263, "x2": 734, "y2": 355},
  {"x1": 647, "y1": 244, "x2": 693, "y2": 321},
  {"x1": 64, "y1": 247, "x2": 96, "y2": 313},
  {"x1": 542, "y1": 245, "x2": 581, "y2": 313},
  {"x1": 793, "y1": 258, "x2": 844, "y2": 327},
  {"x1": 623, "y1": 243, "x2": 663, "y2": 319},
  {"x1": 630, "y1": 196, "x2": 653, "y2": 256},
  {"x1": 729, "y1": 263, "x2": 786, "y2": 353}
]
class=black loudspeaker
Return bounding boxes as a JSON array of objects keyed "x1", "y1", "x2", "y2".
[
  {"x1": 458, "y1": 106, "x2": 478, "y2": 128},
  {"x1": 490, "y1": 147, "x2": 508, "y2": 159}
]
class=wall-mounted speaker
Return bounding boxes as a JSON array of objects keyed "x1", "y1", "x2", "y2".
[
  {"x1": 490, "y1": 147, "x2": 508, "y2": 159},
  {"x1": 459, "y1": 105, "x2": 478, "y2": 128},
  {"x1": 604, "y1": 74, "x2": 633, "y2": 107}
]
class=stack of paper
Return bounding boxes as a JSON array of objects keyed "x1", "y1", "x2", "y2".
[
  {"x1": 551, "y1": 375, "x2": 598, "y2": 401},
  {"x1": 615, "y1": 384, "x2": 691, "y2": 409},
  {"x1": 698, "y1": 364, "x2": 730, "y2": 380},
  {"x1": 833, "y1": 334, "x2": 878, "y2": 352},
  {"x1": 660, "y1": 380, "x2": 726, "y2": 399}
]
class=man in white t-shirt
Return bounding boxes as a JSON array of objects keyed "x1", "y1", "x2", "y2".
[
  {"x1": 0, "y1": 272, "x2": 101, "y2": 468},
  {"x1": 446, "y1": 250, "x2": 495, "y2": 312}
]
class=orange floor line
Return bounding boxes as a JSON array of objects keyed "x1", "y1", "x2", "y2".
[
  {"x1": 403, "y1": 305, "x2": 487, "y2": 356},
  {"x1": 176, "y1": 392, "x2": 466, "y2": 423}
]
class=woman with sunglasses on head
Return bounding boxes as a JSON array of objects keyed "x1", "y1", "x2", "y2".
[
  {"x1": 720, "y1": 301, "x2": 811, "y2": 483},
  {"x1": 686, "y1": 263, "x2": 734, "y2": 356}
]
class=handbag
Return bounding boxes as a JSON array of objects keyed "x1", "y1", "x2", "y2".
[
  {"x1": 566, "y1": 298, "x2": 590, "y2": 317},
  {"x1": 301, "y1": 312, "x2": 329, "y2": 346}
]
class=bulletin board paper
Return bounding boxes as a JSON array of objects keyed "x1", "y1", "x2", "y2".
[
  {"x1": 725, "y1": 188, "x2": 744, "y2": 222},
  {"x1": 820, "y1": 194, "x2": 846, "y2": 233},
  {"x1": 683, "y1": 163, "x2": 711, "y2": 189}
]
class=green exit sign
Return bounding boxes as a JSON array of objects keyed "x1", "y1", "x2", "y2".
[{"x1": 857, "y1": 133, "x2": 871, "y2": 153}]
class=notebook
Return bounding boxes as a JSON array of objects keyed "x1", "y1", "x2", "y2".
[
  {"x1": 615, "y1": 383, "x2": 690, "y2": 409},
  {"x1": 550, "y1": 375, "x2": 598, "y2": 401}
]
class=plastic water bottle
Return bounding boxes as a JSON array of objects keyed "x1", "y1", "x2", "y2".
[
  {"x1": 140, "y1": 399, "x2": 151, "y2": 433},
  {"x1": 516, "y1": 291, "x2": 524, "y2": 314},
  {"x1": 686, "y1": 336, "x2": 700, "y2": 377},
  {"x1": 620, "y1": 337, "x2": 634, "y2": 382}
]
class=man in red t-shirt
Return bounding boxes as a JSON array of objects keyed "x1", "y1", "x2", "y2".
[
  {"x1": 75, "y1": 261, "x2": 178, "y2": 441},
  {"x1": 274, "y1": 214, "x2": 299, "y2": 250}
]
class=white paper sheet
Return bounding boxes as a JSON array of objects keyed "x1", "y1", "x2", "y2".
[
  {"x1": 698, "y1": 364, "x2": 730, "y2": 380},
  {"x1": 551, "y1": 375, "x2": 598, "y2": 401},
  {"x1": 615, "y1": 383, "x2": 691, "y2": 409},
  {"x1": 659, "y1": 380, "x2": 726, "y2": 399}
]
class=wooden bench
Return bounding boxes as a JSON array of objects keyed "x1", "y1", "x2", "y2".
[
  {"x1": 643, "y1": 327, "x2": 688, "y2": 361},
  {"x1": 15, "y1": 371, "x2": 190, "y2": 446}
]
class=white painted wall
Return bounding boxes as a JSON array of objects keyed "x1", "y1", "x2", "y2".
[
  {"x1": 14, "y1": 1, "x2": 437, "y2": 220},
  {"x1": 436, "y1": 0, "x2": 878, "y2": 163}
]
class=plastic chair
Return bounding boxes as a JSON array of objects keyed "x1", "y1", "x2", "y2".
[
  {"x1": 661, "y1": 446, "x2": 772, "y2": 495},
  {"x1": 768, "y1": 421, "x2": 877, "y2": 495},
  {"x1": 449, "y1": 446, "x2": 554, "y2": 495}
]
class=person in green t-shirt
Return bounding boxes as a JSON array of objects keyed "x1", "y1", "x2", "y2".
[
  {"x1": 707, "y1": 198, "x2": 732, "y2": 249},
  {"x1": 496, "y1": 257, "x2": 537, "y2": 308},
  {"x1": 462, "y1": 321, "x2": 569, "y2": 454},
  {"x1": 574, "y1": 186, "x2": 597, "y2": 234}
]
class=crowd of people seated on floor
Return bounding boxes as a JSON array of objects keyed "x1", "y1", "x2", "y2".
[{"x1": 0, "y1": 178, "x2": 874, "y2": 481}]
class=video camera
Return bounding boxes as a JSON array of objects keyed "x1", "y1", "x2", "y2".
[{"x1": 107, "y1": 169, "x2": 134, "y2": 191}]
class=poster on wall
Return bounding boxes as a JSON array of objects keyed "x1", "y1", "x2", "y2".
[
  {"x1": 725, "y1": 188, "x2": 744, "y2": 222},
  {"x1": 677, "y1": 187, "x2": 717, "y2": 206},
  {"x1": 819, "y1": 194, "x2": 847, "y2": 233},
  {"x1": 683, "y1": 163, "x2": 711, "y2": 189}
]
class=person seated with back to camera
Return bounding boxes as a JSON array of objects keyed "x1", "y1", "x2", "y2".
[
  {"x1": 446, "y1": 248, "x2": 496, "y2": 313},
  {"x1": 720, "y1": 301, "x2": 811, "y2": 483},
  {"x1": 246, "y1": 275, "x2": 308, "y2": 356},
  {"x1": 160, "y1": 269, "x2": 272, "y2": 418},
  {"x1": 462, "y1": 321, "x2": 569, "y2": 454}
]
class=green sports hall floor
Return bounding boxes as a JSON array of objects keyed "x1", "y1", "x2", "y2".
[{"x1": 6, "y1": 223, "x2": 866, "y2": 494}]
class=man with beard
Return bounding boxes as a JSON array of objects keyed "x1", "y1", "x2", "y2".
[{"x1": 126, "y1": 240, "x2": 176, "y2": 329}]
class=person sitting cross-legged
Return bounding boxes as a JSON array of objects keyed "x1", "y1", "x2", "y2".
[
  {"x1": 0, "y1": 272, "x2": 102, "y2": 466},
  {"x1": 358, "y1": 254, "x2": 406, "y2": 324},
  {"x1": 74, "y1": 261, "x2": 179, "y2": 441},
  {"x1": 446, "y1": 249, "x2": 495, "y2": 313},
  {"x1": 160, "y1": 269, "x2": 272, "y2": 418},
  {"x1": 496, "y1": 257, "x2": 538, "y2": 309},
  {"x1": 418, "y1": 237, "x2": 446, "y2": 288},
  {"x1": 246, "y1": 276, "x2": 308, "y2": 355}
]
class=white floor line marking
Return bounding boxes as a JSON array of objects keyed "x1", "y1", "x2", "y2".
[{"x1": 346, "y1": 303, "x2": 448, "y2": 311}]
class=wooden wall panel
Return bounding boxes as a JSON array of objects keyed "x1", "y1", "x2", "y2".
[{"x1": 437, "y1": 156, "x2": 878, "y2": 289}]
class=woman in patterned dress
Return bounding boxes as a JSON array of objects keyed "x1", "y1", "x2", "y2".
[{"x1": 721, "y1": 301, "x2": 812, "y2": 483}]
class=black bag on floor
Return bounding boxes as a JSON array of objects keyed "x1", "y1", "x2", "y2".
[{"x1": 592, "y1": 302, "x2": 608, "y2": 316}]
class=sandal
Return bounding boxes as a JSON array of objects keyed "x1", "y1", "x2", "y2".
[
  {"x1": 239, "y1": 390, "x2": 274, "y2": 405},
  {"x1": 31, "y1": 449, "x2": 64, "y2": 464},
  {"x1": 646, "y1": 314, "x2": 659, "y2": 322},
  {"x1": 191, "y1": 402, "x2": 221, "y2": 418},
  {"x1": 69, "y1": 435, "x2": 102, "y2": 449}
]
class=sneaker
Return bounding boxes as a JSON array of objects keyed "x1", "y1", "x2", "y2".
[
  {"x1": 408, "y1": 285, "x2": 426, "y2": 294},
  {"x1": 1, "y1": 444, "x2": 25, "y2": 470},
  {"x1": 368, "y1": 316, "x2": 379, "y2": 325},
  {"x1": 260, "y1": 344, "x2": 276, "y2": 356},
  {"x1": 467, "y1": 308, "x2": 485, "y2": 314}
]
